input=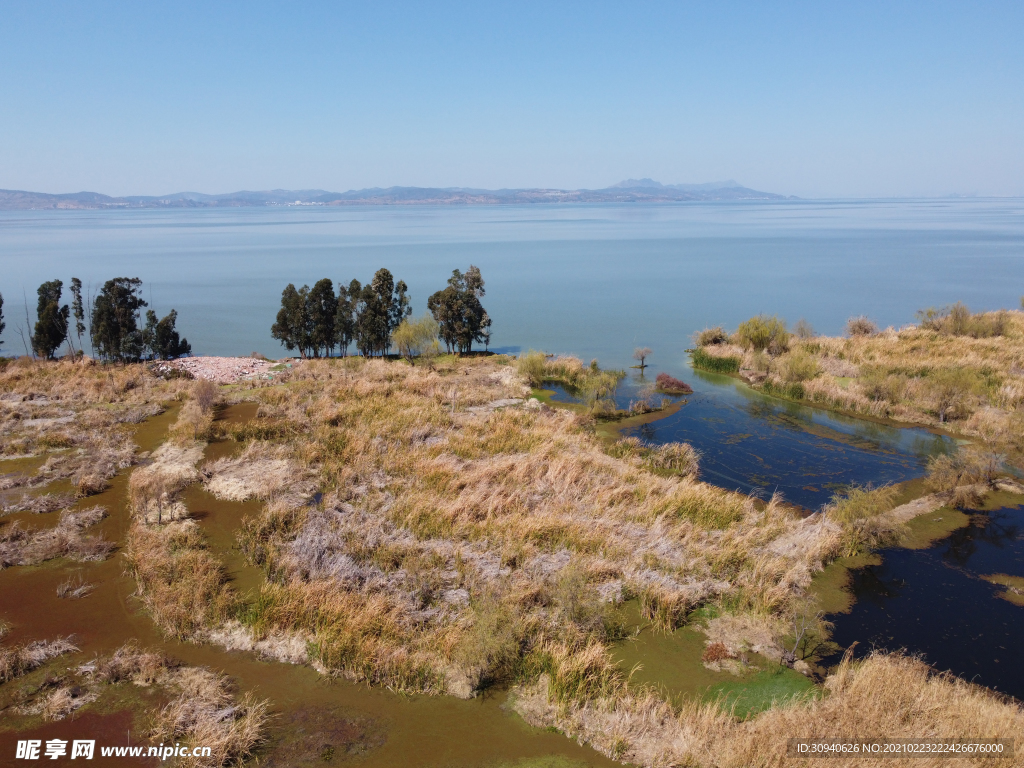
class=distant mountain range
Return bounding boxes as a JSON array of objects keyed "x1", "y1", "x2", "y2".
[{"x1": 0, "y1": 180, "x2": 793, "y2": 210}]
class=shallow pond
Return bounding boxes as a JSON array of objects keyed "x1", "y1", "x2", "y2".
[
  {"x1": 546, "y1": 371, "x2": 954, "y2": 511},
  {"x1": 823, "y1": 497, "x2": 1024, "y2": 700}
]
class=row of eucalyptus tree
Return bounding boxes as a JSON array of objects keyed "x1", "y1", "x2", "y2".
[
  {"x1": 270, "y1": 265, "x2": 491, "y2": 359},
  {"x1": 0, "y1": 278, "x2": 189, "y2": 362}
]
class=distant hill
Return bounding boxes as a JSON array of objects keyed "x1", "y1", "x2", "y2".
[{"x1": 0, "y1": 180, "x2": 793, "y2": 210}]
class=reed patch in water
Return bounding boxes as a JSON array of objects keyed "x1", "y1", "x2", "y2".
[{"x1": 690, "y1": 347, "x2": 741, "y2": 374}]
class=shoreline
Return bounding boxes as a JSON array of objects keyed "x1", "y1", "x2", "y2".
[{"x1": 692, "y1": 359, "x2": 964, "y2": 440}]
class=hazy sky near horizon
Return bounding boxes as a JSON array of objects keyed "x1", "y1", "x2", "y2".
[{"x1": 1, "y1": 2, "x2": 1022, "y2": 199}]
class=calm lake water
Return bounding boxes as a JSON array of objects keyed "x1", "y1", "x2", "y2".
[
  {"x1": 2, "y1": 199, "x2": 1023, "y2": 368},
  {"x1": 827, "y1": 501, "x2": 1024, "y2": 700}
]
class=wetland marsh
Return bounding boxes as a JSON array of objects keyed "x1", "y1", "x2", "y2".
[{"x1": 2, "y1": 350, "x2": 1022, "y2": 767}]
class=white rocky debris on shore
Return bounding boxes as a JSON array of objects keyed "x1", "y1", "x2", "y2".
[{"x1": 157, "y1": 356, "x2": 293, "y2": 384}]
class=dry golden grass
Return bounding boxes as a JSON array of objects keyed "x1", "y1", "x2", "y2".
[
  {"x1": 203, "y1": 441, "x2": 308, "y2": 503},
  {"x1": 86, "y1": 642, "x2": 270, "y2": 768},
  {"x1": 513, "y1": 650, "x2": 1024, "y2": 768},
  {"x1": 0, "y1": 358, "x2": 189, "y2": 501},
  {"x1": 95, "y1": 640, "x2": 174, "y2": 685},
  {"x1": 824, "y1": 484, "x2": 905, "y2": 556},
  {"x1": 153, "y1": 666, "x2": 269, "y2": 768},
  {"x1": 218, "y1": 357, "x2": 842, "y2": 697},
  {"x1": 0, "y1": 507, "x2": 113, "y2": 567},
  {"x1": 128, "y1": 440, "x2": 205, "y2": 523},
  {"x1": 7, "y1": 354, "x2": 1020, "y2": 764},
  {"x1": 124, "y1": 520, "x2": 237, "y2": 640},
  {"x1": 754, "y1": 312, "x2": 1024, "y2": 447},
  {"x1": 0, "y1": 636, "x2": 79, "y2": 683},
  {"x1": 693, "y1": 310, "x2": 1024, "y2": 460}
]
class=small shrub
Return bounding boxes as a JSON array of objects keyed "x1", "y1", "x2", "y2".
[
  {"x1": 925, "y1": 448, "x2": 1001, "y2": 493},
  {"x1": 192, "y1": 379, "x2": 218, "y2": 413},
  {"x1": 702, "y1": 642, "x2": 734, "y2": 663},
  {"x1": 846, "y1": 316, "x2": 878, "y2": 337},
  {"x1": 632, "y1": 347, "x2": 652, "y2": 368},
  {"x1": 536, "y1": 642, "x2": 623, "y2": 705},
  {"x1": 95, "y1": 641, "x2": 172, "y2": 685},
  {"x1": 860, "y1": 367, "x2": 907, "y2": 403},
  {"x1": 655, "y1": 372, "x2": 693, "y2": 394},
  {"x1": 580, "y1": 370, "x2": 623, "y2": 406},
  {"x1": 638, "y1": 586, "x2": 689, "y2": 631},
  {"x1": 916, "y1": 303, "x2": 1007, "y2": 338},
  {"x1": 827, "y1": 483, "x2": 902, "y2": 554},
  {"x1": 828, "y1": 484, "x2": 899, "y2": 526},
  {"x1": 56, "y1": 574, "x2": 94, "y2": 599},
  {"x1": 746, "y1": 350, "x2": 770, "y2": 373},
  {"x1": 736, "y1": 315, "x2": 790, "y2": 353},
  {"x1": 779, "y1": 352, "x2": 818, "y2": 383},
  {"x1": 691, "y1": 348, "x2": 740, "y2": 374},
  {"x1": 926, "y1": 367, "x2": 982, "y2": 423},
  {"x1": 76, "y1": 474, "x2": 110, "y2": 497},
  {"x1": 167, "y1": 400, "x2": 213, "y2": 443},
  {"x1": 608, "y1": 436, "x2": 644, "y2": 460},
  {"x1": 642, "y1": 442, "x2": 700, "y2": 478},
  {"x1": 793, "y1": 318, "x2": 815, "y2": 339},
  {"x1": 38, "y1": 433, "x2": 76, "y2": 449},
  {"x1": 949, "y1": 485, "x2": 986, "y2": 510},
  {"x1": 229, "y1": 419, "x2": 295, "y2": 442},
  {"x1": 693, "y1": 326, "x2": 728, "y2": 347},
  {"x1": 393, "y1": 314, "x2": 441, "y2": 362},
  {"x1": 454, "y1": 593, "x2": 529, "y2": 691}
]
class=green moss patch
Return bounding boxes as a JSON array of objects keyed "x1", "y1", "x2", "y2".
[
  {"x1": 981, "y1": 574, "x2": 1024, "y2": 606},
  {"x1": 809, "y1": 553, "x2": 882, "y2": 615},
  {"x1": 901, "y1": 506, "x2": 971, "y2": 550},
  {"x1": 708, "y1": 665, "x2": 818, "y2": 719}
]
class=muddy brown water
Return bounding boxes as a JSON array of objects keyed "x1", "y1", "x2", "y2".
[{"x1": 0, "y1": 403, "x2": 616, "y2": 767}]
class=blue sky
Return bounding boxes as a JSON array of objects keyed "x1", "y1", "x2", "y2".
[{"x1": 1, "y1": 2, "x2": 1021, "y2": 198}]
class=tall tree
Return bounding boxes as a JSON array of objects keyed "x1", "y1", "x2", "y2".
[
  {"x1": 356, "y1": 268, "x2": 411, "y2": 357},
  {"x1": 0, "y1": 292, "x2": 5, "y2": 351},
  {"x1": 271, "y1": 283, "x2": 313, "y2": 358},
  {"x1": 32, "y1": 280, "x2": 70, "y2": 359},
  {"x1": 91, "y1": 277, "x2": 148, "y2": 362},
  {"x1": 334, "y1": 279, "x2": 360, "y2": 356},
  {"x1": 69, "y1": 277, "x2": 86, "y2": 355},
  {"x1": 144, "y1": 309, "x2": 191, "y2": 359},
  {"x1": 427, "y1": 265, "x2": 492, "y2": 354},
  {"x1": 308, "y1": 278, "x2": 337, "y2": 358}
]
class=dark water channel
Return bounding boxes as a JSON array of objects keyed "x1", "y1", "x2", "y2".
[
  {"x1": 547, "y1": 369, "x2": 954, "y2": 511},
  {"x1": 825, "y1": 500, "x2": 1024, "y2": 700}
]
